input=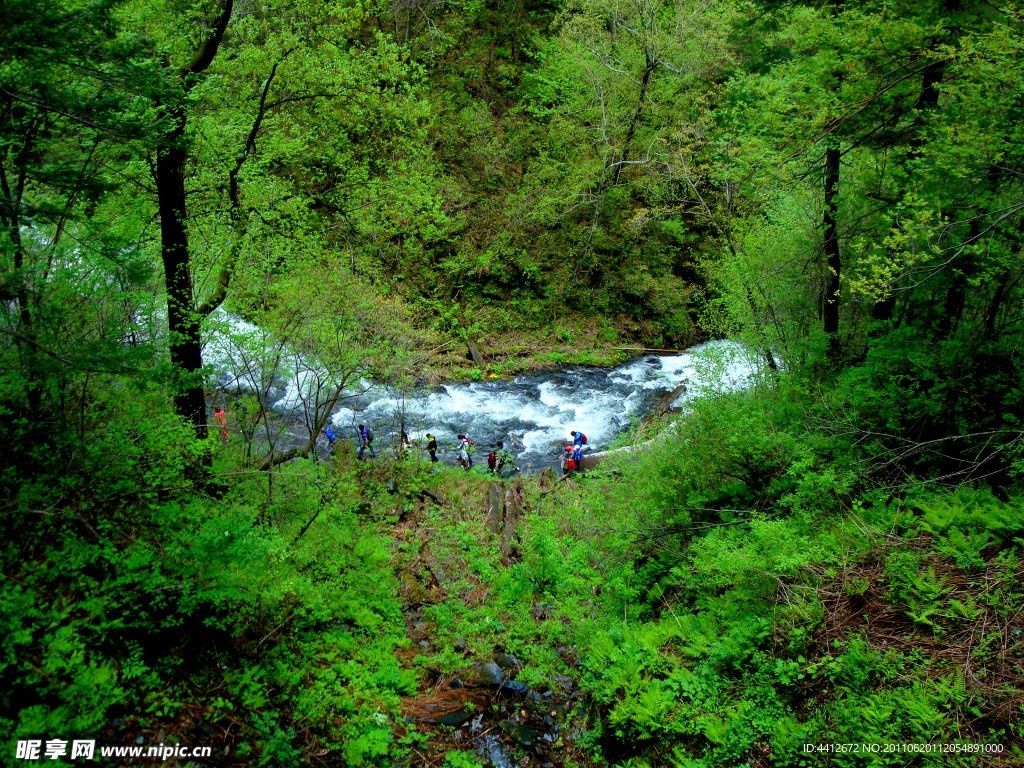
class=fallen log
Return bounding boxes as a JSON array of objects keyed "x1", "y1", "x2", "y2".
[{"x1": 418, "y1": 488, "x2": 449, "y2": 506}]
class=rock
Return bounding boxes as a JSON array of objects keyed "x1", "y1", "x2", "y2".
[
  {"x1": 412, "y1": 621, "x2": 428, "y2": 630},
  {"x1": 449, "y1": 678, "x2": 464, "y2": 689},
  {"x1": 417, "y1": 640, "x2": 432, "y2": 651},
  {"x1": 483, "y1": 734, "x2": 514, "y2": 768},
  {"x1": 471, "y1": 661, "x2": 505, "y2": 687},
  {"x1": 386, "y1": 478, "x2": 397, "y2": 493},
  {"x1": 495, "y1": 653, "x2": 521, "y2": 670},
  {"x1": 454, "y1": 638, "x2": 469, "y2": 652},
  {"x1": 427, "y1": 709, "x2": 471, "y2": 727},
  {"x1": 497, "y1": 679, "x2": 529, "y2": 696},
  {"x1": 498, "y1": 720, "x2": 537, "y2": 747},
  {"x1": 552, "y1": 674, "x2": 574, "y2": 690}
]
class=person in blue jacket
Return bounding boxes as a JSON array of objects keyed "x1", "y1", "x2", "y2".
[{"x1": 357, "y1": 424, "x2": 375, "y2": 459}]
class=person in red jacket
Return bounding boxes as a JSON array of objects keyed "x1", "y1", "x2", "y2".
[{"x1": 214, "y1": 409, "x2": 229, "y2": 440}]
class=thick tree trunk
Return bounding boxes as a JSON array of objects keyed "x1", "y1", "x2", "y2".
[
  {"x1": 156, "y1": 111, "x2": 207, "y2": 438},
  {"x1": 153, "y1": 0, "x2": 234, "y2": 438}
]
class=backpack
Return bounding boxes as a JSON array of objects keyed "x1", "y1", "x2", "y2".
[
  {"x1": 566, "y1": 459, "x2": 576, "y2": 470},
  {"x1": 487, "y1": 452, "x2": 497, "y2": 469},
  {"x1": 324, "y1": 428, "x2": 335, "y2": 442},
  {"x1": 578, "y1": 432, "x2": 588, "y2": 444},
  {"x1": 464, "y1": 439, "x2": 475, "y2": 453}
]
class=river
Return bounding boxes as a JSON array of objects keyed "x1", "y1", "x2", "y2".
[{"x1": 206, "y1": 315, "x2": 757, "y2": 470}]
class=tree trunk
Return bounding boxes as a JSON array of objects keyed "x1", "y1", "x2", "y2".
[
  {"x1": 822, "y1": 140, "x2": 842, "y2": 358},
  {"x1": 614, "y1": 55, "x2": 654, "y2": 185},
  {"x1": 466, "y1": 336, "x2": 485, "y2": 368},
  {"x1": 153, "y1": 0, "x2": 235, "y2": 438},
  {"x1": 156, "y1": 110, "x2": 207, "y2": 438}
]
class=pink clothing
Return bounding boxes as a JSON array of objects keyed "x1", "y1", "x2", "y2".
[{"x1": 214, "y1": 410, "x2": 229, "y2": 439}]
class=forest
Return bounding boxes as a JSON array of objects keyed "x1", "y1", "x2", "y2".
[{"x1": 2, "y1": 0, "x2": 1023, "y2": 764}]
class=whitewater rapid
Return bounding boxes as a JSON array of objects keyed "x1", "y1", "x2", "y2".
[{"x1": 203, "y1": 311, "x2": 758, "y2": 469}]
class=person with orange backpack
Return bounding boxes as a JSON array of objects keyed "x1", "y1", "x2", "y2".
[{"x1": 561, "y1": 444, "x2": 577, "y2": 474}]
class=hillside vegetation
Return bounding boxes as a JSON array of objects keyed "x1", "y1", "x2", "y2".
[{"x1": 2, "y1": 0, "x2": 1023, "y2": 765}]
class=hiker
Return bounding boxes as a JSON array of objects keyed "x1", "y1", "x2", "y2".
[
  {"x1": 561, "y1": 445, "x2": 577, "y2": 474},
  {"x1": 321, "y1": 427, "x2": 336, "y2": 451},
  {"x1": 456, "y1": 434, "x2": 470, "y2": 470},
  {"x1": 487, "y1": 450, "x2": 499, "y2": 474},
  {"x1": 458, "y1": 434, "x2": 475, "y2": 469},
  {"x1": 573, "y1": 444, "x2": 585, "y2": 473},
  {"x1": 425, "y1": 433, "x2": 438, "y2": 463},
  {"x1": 357, "y1": 424, "x2": 375, "y2": 459},
  {"x1": 214, "y1": 409, "x2": 229, "y2": 440},
  {"x1": 570, "y1": 430, "x2": 588, "y2": 448},
  {"x1": 495, "y1": 441, "x2": 520, "y2": 474},
  {"x1": 398, "y1": 431, "x2": 412, "y2": 459}
]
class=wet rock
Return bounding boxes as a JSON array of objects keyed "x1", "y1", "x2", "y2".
[
  {"x1": 497, "y1": 679, "x2": 529, "y2": 696},
  {"x1": 482, "y1": 734, "x2": 514, "y2": 768},
  {"x1": 495, "y1": 653, "x2": 521, "y2": 670},
  {"x1": 498, "y1": 720, "x2": 537, "y2": 746},
  {"x1": 470, "y1": 661, "x2": 505, "y2": 687}
]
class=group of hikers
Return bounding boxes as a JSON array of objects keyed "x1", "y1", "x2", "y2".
[
  {"x1": 317, "y1": 423, "x2": 591, "y2": 476},
  {"x1": 208, "y1": 406, "x2": 588, "y2": 475},
  {"x1": 560, "y1": 430, "x2": 589, "y2": 474}
]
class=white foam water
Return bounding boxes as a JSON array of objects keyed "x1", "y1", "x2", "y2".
[{"x1": 204, "y1": 311, "x2": 760, "y2": 469}]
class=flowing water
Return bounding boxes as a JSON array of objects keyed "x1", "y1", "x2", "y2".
[{"x1": 205, "y1": 312, "x2": 758, "y2": 470}]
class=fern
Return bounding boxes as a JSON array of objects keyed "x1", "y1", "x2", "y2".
[
  {"x1": 936, "y1": 526, "x2": 993, "y2": 570},
  {"x1": 948, "y1": 595, "x2": 981, "y2": 620},
  {"x1": 932, "y1": 667, "x2": 968, "y2": 705},
  {"x1": 912, "y1": 567, "x2": 950, "y2": 603},
  {"x1": 700, "y1": 714, "x2": 729, "y2": 745}
]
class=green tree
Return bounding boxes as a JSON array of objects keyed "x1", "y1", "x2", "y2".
[
  {"x1": 0, "y1": 0, "x2": 158, "y2": 416},
  {"x1": 120, "y1": 0, "x2": 418, "y2": 436}
]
